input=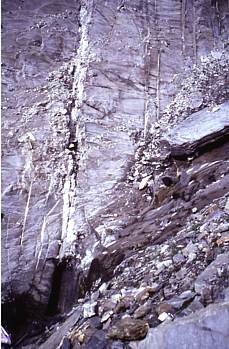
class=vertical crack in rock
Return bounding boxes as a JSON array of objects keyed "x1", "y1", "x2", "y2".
[
  {"x1": 59, "y1": 0, "x2": 93, "y2": 260},
  {"x1": 181, "y1": 0, "x2": 186, "y2": 55},
  {"x1": 1, "y1": 0, "x2": 82, "y2": 327}
]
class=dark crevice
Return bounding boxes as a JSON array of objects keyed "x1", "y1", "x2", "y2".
[
  {"x1": 46, "y1": 262, "x2": 65, "y2": 316},
  {"x1": 171, "y1": 131, "x2": 229, "y2": 160},
  {"x1": 1, "y1": 294, "x2": 45, "y2": 346},
  {"x1": 46, "y1": 257, "x2": 86, "y2": 316}
]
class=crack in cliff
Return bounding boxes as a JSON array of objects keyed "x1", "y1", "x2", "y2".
[{"x1": 59, "y1": 0, "x2": 93, "y2": 260}]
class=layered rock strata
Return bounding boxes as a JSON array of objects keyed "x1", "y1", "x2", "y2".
[{"x1": 1, "y1": 0, "x2": 229, "y2": 347}]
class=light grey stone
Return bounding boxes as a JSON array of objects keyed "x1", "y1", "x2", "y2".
[{"x1": 164, "y1": 102, "x2": 229, "y2": 156}]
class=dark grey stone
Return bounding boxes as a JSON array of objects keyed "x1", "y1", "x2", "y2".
[
  {"x1": 137, "y1": 303, "x2": 229, "y2": 349},
  {"x1": 61, "y1": 337, "x2": 71, "y2": 349},
  {"x1": 195, "y1": 252, "x2": 229, "y2": 301}
]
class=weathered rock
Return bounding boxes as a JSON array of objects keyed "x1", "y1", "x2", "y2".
[
  {"x1": 139, "y1": 176, "x2": 152, "y2": 191},
  {"x1": 164, "y1": 102, "x2": 229, "y2": 157},
  {"x1": 173, "y1": 253, "x2": 186, "y2": 264},
  {"x1": 36, "y1": 307, "x2": 81, "y2": 349},
  {"x1": 84, "y1": 330, "x2": 108, "y2": 349},
  {"x1": 83, "y1": 302, "x2": 98, "y2": 318},
  {"x1": 137, "y1": 303, "x2": 229, "y2": 349},
  {"x1": 101, "y1": 311, "x2": 113, "y2": 323},
  {"x1": 156, "y1": 303, "x2": 175, "y2": 316},
  {"x1": 134, "y1": 302, "x2": 151, "y2": 319},
  {"x1": 108, "y1": 318, "x2": 148, "y2": 341},
  {"x1": 158, "y1": 312, "x2": 174, "y2": 323},
  {"x1": 1, "y1": 0, "x2": 81, "y2": 310},
  {"x1": 88, "y1": 316, "x2": 103, "y2": 330},
  {"x1": 167, "y1": 291, "x2": 196, "y2": 310},
  {"x1": 135, "y1": 286, "x2": 158, "y2": 302},
  {"x1": 195, "y1": 253, "x2": 229, "y2": 301},
  {"x1": 86, "y1": 251, "x2": 125, "y2": 290},
  {"x1": 60, "y1": 337, "x2": 71, "y2": 349},
  {"x1": 114, "y1": 301, "x2": 128, "y2": 314},
  {"x1": 181, "y1": 297, "x2": 204, "y2": 316},
  {"x1": 99, "y1": 300, "x2": 117, "y2": 315},
  {"x1": 1, "y1": 0, "x2": 229, "y2": 348}
]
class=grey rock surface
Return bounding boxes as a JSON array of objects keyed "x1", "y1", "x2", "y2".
[
  {"x1": 1, "y1": 0, "x2": 81, "y2": 305},
  {"x1": 137, "y1": 303, "x2": 229, "y2": 349},
  {"x1": 2, "y1": 0, "x2": 228, "y2": 309},
  {"x1": 164, "y1": 102, "x2": 229, "y2": 156},
  {"x1": 1, "y1": 0, "x2": 229, "y2": 348},
  {"x1": 21, "y1": 307, "x2": 82, "y2": 349},
  {"x1": 195, "y1": 252, "x2": 229, "y2": 301}
]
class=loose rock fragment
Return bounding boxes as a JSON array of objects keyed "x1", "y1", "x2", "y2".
[
  {"x1": 108, "y1": 318, "x2": 149, "y2": 341},
  {"x1": 158, "y1": 312, "x2": 174, "y2": 322},
  {"x1": 139, "y1": 176, "x2": 152, "y2": 190},
  {"x1": 83, "y1": 302, "x2": 98, "y2": 318}
]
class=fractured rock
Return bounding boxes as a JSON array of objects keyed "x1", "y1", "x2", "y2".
[
  {"x1": 137, "y1": 303, "x2": 229, "y2": 349},
  {"x1": 134, "y1": 302, "x2": 151, "y2": 319},
  {"x1": 83, "y1": 302, "x2": 98, "y2": 318},
  {"x1": 167, "y1": 291, "x2": 196, "y2": 310},
  {"x1": 164, "y1": 102, "x2": 229, "y2": 157},
  {"x1": 108, "y1": 318, "x2": 148, "y2": 341},
  {"x1": 195, "y1": 252, "x2": 229, "y2": 301}
]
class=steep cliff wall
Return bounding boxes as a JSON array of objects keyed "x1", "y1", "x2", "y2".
[{"x1": 1, "y1": 0, "x2": 229, "y2": 347}]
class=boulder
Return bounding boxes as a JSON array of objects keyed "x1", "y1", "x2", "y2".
[
  {"x1": 108, "y1": 318, "x2": 149, "y2": 341},
  {"x1": 164, "y1": 102, "x2": 229, "y2": 157}
]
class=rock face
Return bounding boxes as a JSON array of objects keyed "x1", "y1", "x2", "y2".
[
  {"x1": 1, "y1": 0, "x2": 229, "y2": 348},
  {"x1": 1, "y1": 0, "x2": 81, "y2": 308}
]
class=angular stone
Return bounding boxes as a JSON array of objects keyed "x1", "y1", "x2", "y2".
[
  {"x1": 84, "y1": 330, "x2": 108, "y2": 349},
  {"x1": 114, "y1": 301, "x2": 128, "y2": 314},
  {"x1": 134, "y1": 302, "x2": 151, "y2": 319},
  {"x1": 101, "y1": 310, "x2": 113, "y2": 323},
  {"x1": 167, "y1": 291, "x2": 196, "y2": 310},
  {"x1": 156, "y1": 303, "x2": 175, "y2": 316},
  {"x1": 195, "y1": 253, "x2": 229, "y2": 300},
  {"x1": 164, "y1": 102, "x2": 229, "y2": 157},
  {"x1": 88, "y1": 316, "x2": 102, "y2": 330},
  {"x1": 173, "y1": 253, "x2": 186, "y2": 264},
  {"x1": 108, "y1": 318, "x2": 148, "y2": 341},
  {"x1": 135, "y1": 286, "x2": 158, "y2": 302},
  {"x1": 139, "y1": 176, "x2": 152, "y2": 190},
  {"x1": 83, "y1": 302, "x2": 98, "y2": 318},
  {"x1": 158, "y1": 312, "x2": 173, "y2": 322}
]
